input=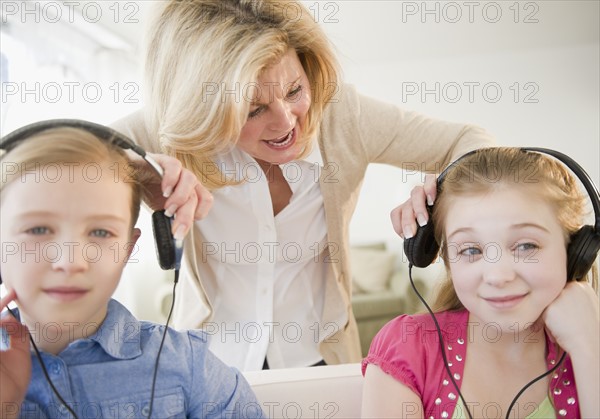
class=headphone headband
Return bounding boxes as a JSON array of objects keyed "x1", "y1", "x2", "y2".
[
  {"x1": 436, "y1": 147, "x2": 600, "y2": 230},
  {"x1": 405, "y1": 147, "x2": 600, "y2": 280},
  {"x1": 0, "y1": 119, "x2": 164, "y2": 177},
  {"x1": 1, "y1": 119, "x2": 180, "y2": 271},
  {"x1": 521, "y1": 147, "x2": 600, "y2": 229}
]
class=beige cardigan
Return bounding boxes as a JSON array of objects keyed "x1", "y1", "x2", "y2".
[{"x1": 112, "y1": 84, "x2": 495, "y2": 365}]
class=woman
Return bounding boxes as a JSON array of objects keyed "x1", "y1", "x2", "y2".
[{"x1": 113, "y1": 0, "x2": 495, "y2": 371}]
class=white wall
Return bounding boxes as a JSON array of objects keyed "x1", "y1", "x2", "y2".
[
  {"x1": 321, "y1": 0, "x2": 600, "y2": 285},
  {"x1": 2, "y1": 0, "x2": 598, "y2": 320},
  {"x1": 319, "y1": 1, "x2": 599, "y2": 251}
]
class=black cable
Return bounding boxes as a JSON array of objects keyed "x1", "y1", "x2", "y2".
[
  {"x1": 6, "y1": 268, "x2": 181, "y2": 419},
  {"x1": 504, "y1": 351, "x2": 566, "y2": 419},
  {"x1": 408, "y1": 265, "x2": 473, "y2": 419},
  {"x1": 146, "y1": 269, "x2": 179, "y2": 418},
  {"x1": 6, "y1": 306, "x2": 79, "y2": 419},
  {"x1": 407, "y1": 264, "x2": 567, "y2": 419}
]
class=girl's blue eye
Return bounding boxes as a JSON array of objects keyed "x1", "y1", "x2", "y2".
[
  {"x1": 514, "y1": 242, "x2": 539, "y2": 256},
  {"x1": 458, "y1": 245, "x2": 483, "y2": 262},
  {"x1": 90, "y1": 230, "x2": 112, "y2": 238},
  {"x1": 460, "y1": 247, "x2": 481, "y2": 256},
  {"x1": 517, "y1": 242, "x2": 538, "y2": 251},
  {"x1": 26, "y1": 226, "x2": 50, "y2": 235}
]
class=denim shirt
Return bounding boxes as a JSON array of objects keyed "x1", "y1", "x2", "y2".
[{"x1": 16, "y1": 299, "x2": 265, "y2": 418}]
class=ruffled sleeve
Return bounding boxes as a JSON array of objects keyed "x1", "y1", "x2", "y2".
[
  {"x1": 362, "y1": 310, "x2": 470, "y2": 419},
  {"x1": 361, "y1": 314, "x2": 434, "y2": 397}
]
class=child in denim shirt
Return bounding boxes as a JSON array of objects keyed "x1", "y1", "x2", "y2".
[{"x1": 0, "y1": 124, "x2": 264, "y2": 418}]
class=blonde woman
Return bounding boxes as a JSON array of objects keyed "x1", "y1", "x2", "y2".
[{"x1": 113, "y1": 0, "x2": 495, "y2": 371}]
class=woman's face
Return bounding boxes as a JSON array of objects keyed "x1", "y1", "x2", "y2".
[{"x1": 237, "y1": 49, "x2": 312, "y2": 165}]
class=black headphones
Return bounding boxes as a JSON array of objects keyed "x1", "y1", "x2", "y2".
[
  {"x1": 0, "y1": 119, "x2": 183, "y2": 272},
  {"x1": 404, "y1": 147, "x2": 600, "y2": 281}
]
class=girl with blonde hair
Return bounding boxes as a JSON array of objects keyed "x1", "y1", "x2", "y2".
[{"x1": 362, "y1": 147, "x2": 599, "y2": 419}]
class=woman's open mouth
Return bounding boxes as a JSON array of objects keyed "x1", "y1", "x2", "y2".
[{"x1": 265, "y1": 128, "x2": 296, "y2": 149}]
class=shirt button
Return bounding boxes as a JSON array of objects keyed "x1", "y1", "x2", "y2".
[
  {"x1": 141, "y1": 405, "x2": 150, "y2": 417},
  {"x1": 50, "y1": 362, "x2": 61, "y2": 375}
]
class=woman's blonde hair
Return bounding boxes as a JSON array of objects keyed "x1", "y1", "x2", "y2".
[
  {"x1": 144, "y1": 0, "x2": 340, "y2": 189},
  {"x1": 431, "y1": 147, "x2": 598, "y2": 312},
  {"x1": 0, "y1": 127, "x2": 142, "y2": 227}
]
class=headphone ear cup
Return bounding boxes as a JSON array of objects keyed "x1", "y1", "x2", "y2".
[
  {"x1": 403, "y1": 207, "x2": 440, "y2": 268},
  {"x1": 567, "y1": 225, "x2": 600, "y2": 280},
  {"x1": 151, "y1": 210, "x2": 176, "y2": 270}
]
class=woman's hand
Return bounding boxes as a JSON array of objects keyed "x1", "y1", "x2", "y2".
[
  {"x1": 390, "y1": 173, "x2": 437, "y2": 239},
  {"x1": 0, "y1": 289, "x2": 31, "y2": 418},
  {"x1": 133, "y1": 153, "x2": 214, "y2": 240},
  {"x1": 542, "y1": 281, "x2": 599, "y2": 356}
]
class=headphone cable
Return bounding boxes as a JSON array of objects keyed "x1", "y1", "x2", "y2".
[
  {"x1": 146, "y1": 268, "x2": 179, "y2": 418},
  {"x1": 407, "y1": 264, "x2": 567, "y2": 419},
  {"x1": 505, "y1": 351, "x2": 566, "y2": 419},
  {"x1": 408, "y1": 265, "x2": 473, "y2": 419},
  {"x1": 6, "y1": 269, "x2": 180, "y2": 419},
  {"x1": 6, "y1": 306, "x2": 79, "y2": 419}
]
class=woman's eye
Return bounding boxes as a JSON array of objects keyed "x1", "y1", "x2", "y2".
[
  {"x1": 90, "y1": 229, "x2": 112, "y2": 238},
  {"x1": 287, "y1": 85, "x2": 302, "y2": 99},
  {"x1": 248, "y1": 106, "x2": 265, "y2": 119},
  {"x1": 26, "y1": 226, "x2": 50, "y2": 235}
]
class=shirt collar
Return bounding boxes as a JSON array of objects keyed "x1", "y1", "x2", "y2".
[
  {"x1": 86, "y1": 299, "x2": 142, "y2": 360},
  {"x1": 295, "y1": 138, "x2": 324, "y2": 167},
  {"x1": 217, "y1": 137, "x2": 324, "y2": 177},
  {"x1": 7, "y1": 299, "x2": 142, "y2": 360}
]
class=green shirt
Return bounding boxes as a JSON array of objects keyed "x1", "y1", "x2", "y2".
[{"x1": 452, "y1": 396, "x2": 555, "y2": 419}]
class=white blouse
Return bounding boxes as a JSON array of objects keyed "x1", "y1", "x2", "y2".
[{"x1": 194, "y1": 143, "x2": 347, "y2": 371}]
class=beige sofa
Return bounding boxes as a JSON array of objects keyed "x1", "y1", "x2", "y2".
[
  {"x1": 349, "y1": 243, "x2": 439, "y2": 356},
  {"x1": 243, "y1": 363, "x2": 363, "y2": 418}
]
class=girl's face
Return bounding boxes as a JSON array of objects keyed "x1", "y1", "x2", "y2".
[
  {"x1": 444, "y1": 187, "x2": 568, "y2": 332},
  {"x1": 237, "y1": 48, "x2": 312, "y2": 165},
  {"x1": 0, "y1": 164, "x2": 139, "y2": 340}
]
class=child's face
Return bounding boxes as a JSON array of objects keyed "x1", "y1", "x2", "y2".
[
  {"x1": 0, "y1": 163, "x2": 139, "y2": 332},
  {"x1": 444, "y1": 187, "x2": 567, "y2": 332}
]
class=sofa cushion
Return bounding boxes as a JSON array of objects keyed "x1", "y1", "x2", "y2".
[
  {"x1": 243, "y1": 363, "x2": 363, "y2": 418},
  {"x1": 350, "y1": 246, "x2": 396, "y2": 294}
]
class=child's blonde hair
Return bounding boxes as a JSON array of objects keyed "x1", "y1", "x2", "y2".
[
  {"x1": 1, "y1": 127, "x2": 142, "y2": 228},
  {"x1": 144, "y1": 0, "x2": 340, "y2": 189},
  {"x1": 431, "y1": 147, "x2": 598, "y2": 312}
]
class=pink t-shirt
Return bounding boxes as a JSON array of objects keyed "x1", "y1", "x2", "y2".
[{"x1": 362, "y1": 310, "x2": 580, "y2": 418}]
